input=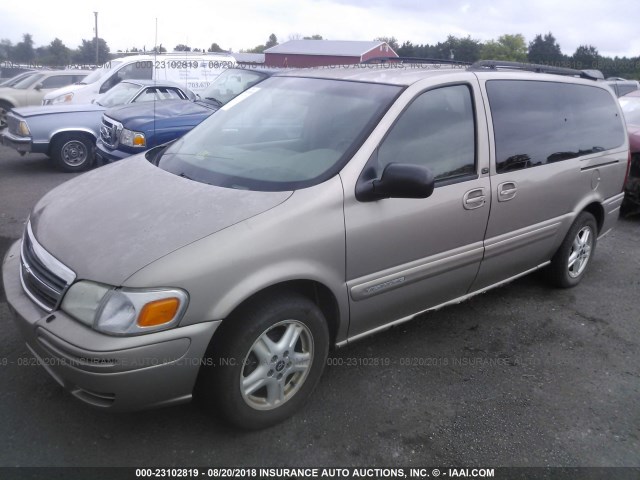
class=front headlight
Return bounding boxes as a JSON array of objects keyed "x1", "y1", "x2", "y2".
[
  {"x1": 61, "y1": 281, "x2": 188, "y2": 335},
  {"x1": 48, "y1": 92, "x2": 74, "y2": 105},
  {"x1": 17, "y1": 120, "x2": 31, "y2": 136},
  {"x1": 120, "y1": 128, "x2": 146, "y2": 148}
]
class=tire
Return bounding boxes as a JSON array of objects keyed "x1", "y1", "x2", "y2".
[
  {"x1": 0, "y1": 100, "x2": 13, "y2": 129},
  {"x1": 547, "y1": 211, "x2": 597, "y2": 288},
  {"x1": 198, "y1": 293, "x2": 329, "y2": 430},
  {"x1": 51, "y1": 133, "x2": 95, "y2": 172}
]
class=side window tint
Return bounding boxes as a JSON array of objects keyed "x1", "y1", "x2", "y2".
[
  {"x1": 118, "y1": 62, "x2": 152, "y2": 81},
  {"x1": 41, "y1": 75, "x2": 76, "y2": 89},
  {"x1": 377, "y1": 85, "x2": 476, "y2": 182},
  {"x1": 487, "y1": 80, "x2": 626, "y2": 173}
]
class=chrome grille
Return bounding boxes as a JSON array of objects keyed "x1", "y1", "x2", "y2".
[
  {"x1": 99, "y1": 115, "x2": 122, "y2": 149},
  {"x1": 20, "y1": 223, "x2": 76, "y2": 312}
]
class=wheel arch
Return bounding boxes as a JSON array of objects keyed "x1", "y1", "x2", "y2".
[
  {"x1": 213, "y1": 279, "x2": 343, "y2": 348},
  {"x1": 582, "y1": 201, "x2": 604, "y2": 234},
  {"x1": 48, "y1": 128, "x2": 97, "y2": 154}
]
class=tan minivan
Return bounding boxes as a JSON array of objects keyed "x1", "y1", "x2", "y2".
[{"x1": 2, "y1": 61, "x2": 630, "y2": 429}]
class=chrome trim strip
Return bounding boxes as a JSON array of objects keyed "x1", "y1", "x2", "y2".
[
  {"x1": 337, "y1": 261, "x2": 550, "y2": 347},
  {"x1": 19, "y1": 259, "x2": 55, "y2": 312},
  {"x1": 483, "y1": 217, "x2": 569, "y2": 259},
  {"x1": 26, "y1": 222, "x2": 75, "y2": 284},
  {"x1": 349, "y1": 242, "x2": 484, "y2": 301}
]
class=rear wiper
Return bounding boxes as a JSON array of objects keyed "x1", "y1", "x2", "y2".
[{"x1": 178, "y1": 172, "x2": 194, "y2": 181}]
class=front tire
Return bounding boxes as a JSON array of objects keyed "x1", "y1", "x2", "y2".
[
  {"x1": 198, "y1": 293, "x2": 329, "y2": 430},
  {"x1": 51, "y1": 133, "x2": 95, "y2": 172},
  {"x1": 547, "y1": 211, "x2": 597, "y2": 288}
]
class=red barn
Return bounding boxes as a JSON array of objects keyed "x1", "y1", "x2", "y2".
[{"x1": 264, "y1": 40, "x2": 398, "y2": 68}]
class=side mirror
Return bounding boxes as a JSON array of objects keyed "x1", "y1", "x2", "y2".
[
  {"x1": 356, "y1": 163, "x2": 435, "y2": 202},
  {"x1": 34, "y1": 83, "x2": 43, "y2": 91}
]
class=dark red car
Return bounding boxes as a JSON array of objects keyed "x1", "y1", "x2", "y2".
[{"x1": 620, "y1": 90, "x2": 640, "y2": 212}]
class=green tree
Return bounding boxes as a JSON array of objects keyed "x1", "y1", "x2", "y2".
[
  {"x1": 13, "y1": 33, "x2": 35, "y2": 63},
  {"x1": 396, "y1": 41, "x2": 415, "y2": 57},
  {"x1": 46, "y1": 38, "x2": 71, "y2": 66},
  {"x1": 74, "y1": 38, "x2": 110, "y2": 64},
  {"x1": 572, "y1": 44, "x2": 599, "y2": 70},
  {"x1": 528, "y1": 33, "x2": 563, "y2": 65},
  {"x1": 174, "y1": 44, "x2": 191, "y2": 52},
  {"x1": 303, "y1": 34, "x2": 323, "y2": 40},
  {"x1": 481, "y1": 34, "x2": 527, "y2": 61},
  {"x1": 265, "y1": 34, "x2": 278, "y2": 49},
  {"x1": 374, "y1": 36, "x2": 399, "y2": 51},
  {"x1": 436, "y1": 35, "x2": 481, "y2": 62},
  {"x1": 152, "y1": 44, "x2": 167, "y2": 53},
  {"x1": 0, "y1": 39, "x2": 13, "y2": 61},
  {"x1": 208, "y1": 43, "x2": 224, "y2": 52}
]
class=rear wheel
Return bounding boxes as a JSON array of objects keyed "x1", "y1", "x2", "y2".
[
  {"x1": 51, "y1": 133, "x2": 95, "y2": 172},
  {"x1": 198, "y1": 293, "x2": 329, "y2": 429},
  {"x1": 547, "y1": 211, "x2": 597, "y2": 288}
]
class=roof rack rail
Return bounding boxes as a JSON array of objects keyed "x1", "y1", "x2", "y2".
[
  {"x1": 470, "y1": 60, "x2": 604, "y2": 81},
  {"x1": 365, "y1": 56, "x2": 471, "y2": 66}
]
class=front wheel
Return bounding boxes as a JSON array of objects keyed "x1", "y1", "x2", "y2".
[
  {"x1": 198, "y1": 293, "x2": 329, "y2": 429},
  {"x1": 51, "y1": 133, "x2": 95, "y2": 172},
  {"x1": 547, "y1": 211, "x2": 597, "y2": 288}
]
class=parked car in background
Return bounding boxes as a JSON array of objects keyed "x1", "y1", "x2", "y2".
[
  {"x1": 0, "y1": 70, "x2": 90, "y2": 128},
  {"x1": 96, "y1": 68, "x2": 278, "y2": 163},
  {"x1": 0, "y1": 79, "x2": 195, "y2": 172},
  {"x1": 2, "y1": 62, "x2": 629, "y2": 429},
  {"x1": 605, "y1": 78, "x2": 640, "y2": 97},
  {"x1": 42, "y1": 53, "x2": 236, "y2": 106},
  {"x1": 619, "y1": 89, "x2": 640, "y2": 212},
  {"x1": 0, "y1": 70, "x2": 36, "y2": 87}
]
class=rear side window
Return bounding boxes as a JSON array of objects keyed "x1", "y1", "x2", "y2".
[{"x1": 487, "y1": 80, "x2": 625, "y2": 173}]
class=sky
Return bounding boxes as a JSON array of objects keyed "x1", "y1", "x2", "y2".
[{"x1": 1, "y1": 0, "x2": 638, "y2": 59}]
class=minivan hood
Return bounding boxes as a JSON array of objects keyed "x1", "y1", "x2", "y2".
[
  {"x1": 14, "y1": 103, "x2": 105, "y2": 118},
  {"x1": 106, "y1": 100, "x2": 214, "y2": 130},
  {"x1": 29, "y1": 155, "x2": 292, "y2": 285}
]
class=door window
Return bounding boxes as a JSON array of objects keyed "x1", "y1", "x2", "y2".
[{"x1": 377, "y1": 85, "x2": 476, "y2": 183}]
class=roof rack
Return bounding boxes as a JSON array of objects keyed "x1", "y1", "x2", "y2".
[
  {"x1": 365, "y1": 56, "x2": 471, "y2": 66},
  {"x1": 470, "y1": 60, "x2": 604, "y2": 81}
]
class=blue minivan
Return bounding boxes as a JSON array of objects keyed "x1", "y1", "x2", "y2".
[{"x1": 95, "y1": 68, "x2": 278, "y2": 163}]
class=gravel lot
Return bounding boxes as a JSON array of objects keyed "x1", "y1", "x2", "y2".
[{"x1": 0, "y1": 146, "x2": 638, "y2": 469}]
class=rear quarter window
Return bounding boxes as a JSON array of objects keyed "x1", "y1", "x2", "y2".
[{"x1": 487, "y1": 80, "x2": 626, "y2": 173}]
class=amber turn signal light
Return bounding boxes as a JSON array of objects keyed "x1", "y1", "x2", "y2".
[{"x1": 137, "y1": 298, "x2": 180, "y2": 327}]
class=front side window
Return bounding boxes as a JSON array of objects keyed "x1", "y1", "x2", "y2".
[
  {"x1": 157, "y1": 77, "x2": 402, "y2": 191},
  {"x1": 41, "y1": 75, "x2": 77, "y2": 89},
  {"x1": 487, "y1": 80, "x2": 626, "y2": 173},
  {"x1": 375, "y1": 84, "x2": 476, "y2": 183}
]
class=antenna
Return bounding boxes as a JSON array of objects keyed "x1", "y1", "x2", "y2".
[{"x1": 153, "y1": 17, "x2": 158, "y2": 145}]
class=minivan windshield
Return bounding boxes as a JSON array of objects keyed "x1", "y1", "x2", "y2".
[
  {"x1": 80, "y1": 60, "x2": 124, "y2": 85},
  {"x1": 157, "y1": 76, "x2": 401, "y2": 191}
]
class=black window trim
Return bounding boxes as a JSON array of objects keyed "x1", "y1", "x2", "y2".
[{"x1": 357, "y1": 81, "x2": 480, "y2": 192}]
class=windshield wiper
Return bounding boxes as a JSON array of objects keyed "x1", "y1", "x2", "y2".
[
  {"x1": 178, "y1": 172, "x2": 194, "y2": 181},
  {"x1": 204, "y1": 97, "x2": 223, "y2": 107}
]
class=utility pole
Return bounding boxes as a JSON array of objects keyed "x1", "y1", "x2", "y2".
[{"x1": 94, "y1": 11, "x2": 99, "y2": 65}]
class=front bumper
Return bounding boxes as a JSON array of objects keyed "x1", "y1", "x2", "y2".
[
  {"x1": 2, "y1": 240, "x2": 221, "y2": 411},
  {"x1": 95, "y1": 142, "x2": 133, "y2": 165},
  {"x1": 0, "y1": 129, "x2": 33, "y2": 154}
]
